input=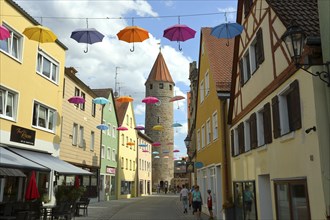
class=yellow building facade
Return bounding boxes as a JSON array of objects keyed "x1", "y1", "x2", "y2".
[{"x1": 137, "y1": 131, "x2": 152, "y2": 196}]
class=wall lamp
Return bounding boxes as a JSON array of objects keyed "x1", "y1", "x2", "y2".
[
  {"x1": 184, "y1": 135, "x2": 191, "y2": 148},
  {"x1": 281, "y1": 25, "x2": 330, "y2": 87}
]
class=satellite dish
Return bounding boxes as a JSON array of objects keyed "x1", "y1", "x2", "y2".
[{"x1": 155, "y1": 99, "x2": 161, "y2": 106}]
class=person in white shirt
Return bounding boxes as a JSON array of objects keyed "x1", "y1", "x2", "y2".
[{"x1": 180, "y1": 185, "x2": 189, "y2": 213}]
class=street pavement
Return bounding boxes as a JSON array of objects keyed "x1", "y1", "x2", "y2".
[{"x1": 77, "y1": 194, "x2": 211, "y2": 220}]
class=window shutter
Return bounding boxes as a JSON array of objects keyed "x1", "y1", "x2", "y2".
[
  {"x1": 272, "y1": 96, "x2": 281, "y2": 138},
  {"x1": 263, "y1": 102, "x2": 272, "y2": 144},
  {"x1": 250, "y1": 113, "x2": 257, "y2": 148},
  {"x1": 256, "y1": 28, "x2": 265, "y2": 65},
  {"x1": 231, "y1": 129, "x2": 235, "y2": 156},
  {"x1": 238, "y1": 122, "x2": 245, "y2": 154},
  {"x1": 289, "y1": 80, "x2": 302, "y2": 131},
  {"x1": 239, "y1": 59, "x2": 244, "y2": 86}
]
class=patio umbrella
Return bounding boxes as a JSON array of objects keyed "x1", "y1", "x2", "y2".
[
  {"x1": 70, "y1": 19, "x2": 104, "y2": 53},
  {"x1": 152, "y1": 142, "x2": 161, "y2": 147},
  {"x1": 93, "y1": 97, "x2": 109, "y2": 105},
  {"x1": 210, "y1": 22, "x2": 243, "y2": 46},
  {"x1": 152, "y1": 125, "x2": 164, "y2": 131},
  {"x1": 68, "y1": 96, "x2": 85, "y2": 104},
  {"x1": 25, "y1": 171, "x2": 40, "y2": 200},
  {"x1": 96, "y1": 124, "x2": 109, "y2": 130},
  {"x1": 138, "y1": 143, "x2": 148, "y2": 147},
  {"x1": 23, "y1": 25, "x2": 57, "y2": 44},
  {"x1": 163, "y1": 18, "x2": 196, "y2": 51},
  {"x1": 74, "y1": 176, "x2": 80, "y2": 188},
  {"x1": 116, "y1": 96, "x2": 134, "y2": 103},
  {"x1": 0, "y1": 25, "x2": 10, "y2": 40},
  {"x1": 117, "y1": 19, "x2": 149, "y2": 52},
  {"x1": 134, "y1": 125, "x2": 145, "y2": 130},
  {"x1": 142, "y1": 96, "x2": 159, "y2": 104},
  {"x1": 169, "y1": 95, "x2": 185, "y2": 102},
  {"x1": 117, "y1": 126, "x2": 128, "y2": 131}
]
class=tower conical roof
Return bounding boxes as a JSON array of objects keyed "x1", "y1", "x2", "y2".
[{"x1": 145, "y1": 52, "x2": 174, "y2": 85}]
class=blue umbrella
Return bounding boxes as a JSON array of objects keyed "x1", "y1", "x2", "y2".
[
  {"x1": 138, "y1": 144, "x2": 148, "y2": 147},
  {"x1": 152, "y1": 151, "x2": 159, "y2": 155},
  {"x1": 163, "y1": 150, "x2": 170, "y2": 153},
  {"x1": 211, "y1": 22, "x2": 243, "y2": 45},
  {"x1": 171, "y1": 122, "x2": 182, "y2": 127},
  {"x1": 93, "y1": 97, "x2": 109, "y2": 105},
  {"x1": 96, "y1": 124, "x2": 109, "y2": 130}
]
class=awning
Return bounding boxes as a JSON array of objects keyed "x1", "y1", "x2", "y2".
[
  {"x1": 0, "y1": 147, "x2": 49, "y2": 171},
  {"x1": 0, "y1": 167, "x2": 26, "y2": 177},
  {"x1": 10, "y1": 148, "x2": 92, "y2": 175}
]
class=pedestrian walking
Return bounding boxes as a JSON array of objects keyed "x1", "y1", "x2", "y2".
[
  {"x1": 192, "y1": 185, "x2": 202, "y2": 220},
  {"x1": 207, "y1": 189, "x2": 214, "y2": 220},
  {"x1": 180, "y1": 185, "x2": 189, "y2": 213},
  {"x1": 157, "y1": 184, "x2": 160, "y2": 194}
]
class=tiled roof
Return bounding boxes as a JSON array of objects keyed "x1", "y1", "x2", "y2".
[
  {"x1": 201, "y1": 27, "x2": 234, "y2": 92},
  {"x1": 145, "y1": 52, "x2": 174, "y2": 85},
  {"x1": 92, "y1": 88, "x2": 112, "y2": 99},
  {"x1": 115, "y1": 101, "x2": 128, "y2": 125},
  {"x1": 266, "y1": 0, "x2": 320, "y2": 37}
]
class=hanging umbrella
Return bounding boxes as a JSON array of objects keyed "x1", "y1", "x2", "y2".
[
  {"x1": 117, "y1": 19, "x2": 149, "y2": 52},
  {"x1": 0, "y1": 25, "x2": 10, "y2": 40},
  {"x1": 68, "y1": 96, "x2": 85, "y2": 104},
  {"x1": 152, "y1": 142, "x2": 161, "y2": 147},
  {"x1": 173, "y1": 149, "x2": 180, "y2": 153},
  {"x1": 154, "y1": 156, "x2": 160, "y2": 159},
  {"x1": 93, "y1": 97, "x2": 109, "y2": 105},
  {"x1": 97, "y1": 124, "x2": 109, "y2": 130},
  {"x1": 23, "y1": 25, "x2": 57, "y2": 44},
  {"x1": 142, "y1": 149, "x2": 149, "y2": 153},
  {"x1": 163, "y1": 156, "x2": 169, "y2": 159},
  {"x1": 138, "y1": 143, "x2": 148, "y2": 147},
  {"x1": 152, "y1": 125, "x2": 164, "y2": 131},
  {"x1": 163, "y1": 18, "x2": 196, "y2": 51},
  {"x1": 167, "y1": 142, "x2": 174, "y2": 145},
  {"x1": 127, "y1": 142, "x2": 135, "y2": 146},
  {"x1": 116, "y1": 96, "x2": 134, "y2": 103},
  {"x1": 74, "y1": 176, "x2": 80, "y2": 189},
  {"x1": 152, "y1": 151, "x2": 159, "y2": 155},
  {"x1": 142, "y1": 96, "x2": 159, "y2": 104},
  {"x1": 134, "y1": 125, "x2": 145, "y2": 130},
  {"x1": 25, "y1": 171, "x2": 40, "y2": 200},
  {"x1": 169, "y1": 95, "x2": 185, "y2": 102},
  {"x1": 117, "y1": 126, "x2": 128, "y2": 131},
  {"x1": 163, "y1": 150, "x2": 170, "y2": 153},
  {"x1": 171, "y1": 122, "x2": 182, "y2": 127},
  {"x1": 210, "y1": 22, "x2": 243, "y2": 46}
]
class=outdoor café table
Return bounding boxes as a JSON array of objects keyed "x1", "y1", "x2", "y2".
[{"x1": 40, "y1": 204, "x2": 55, "y2": 220}]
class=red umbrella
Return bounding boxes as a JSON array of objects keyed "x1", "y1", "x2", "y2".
[
  {"x1": 152, "y1": 142, "x2": 161, "y2": 147},
  {"x1": 74, "y1": 176, "x2": 80, "y2": 188},
  {"x1": 117, "y1": 125, "x2": 128, "y2": 131},
  {"x1": 169, "y1": 95, "x2": 185, "y2": 102},
  {"x1": 25, "y1": 171, "x2": 40, "y2": 200},
  {"x1": 68, "y1": 96, "x2": 85, "y2": 104},
  {"x1": 142, "y1": 96, "x2": 159, "y2": 104}
]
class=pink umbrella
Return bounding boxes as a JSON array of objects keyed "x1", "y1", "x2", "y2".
[
  {"x1": 68, "y1": 96, "x2": 85, "y2": 104},
  {"x1": 152, "y1": 142, "x2": 161, "y2": 147},
  {"x1": 134, "y1": 125, "x2": 145, "y2": 130},
  {"x1": 142, "y1": 96, "x2": 159, "y2": 104},
  {"x1": 169, "y1": 95, "x2": 185, "y2": 102},
  {"x1": 25, "y1": 171, "x2": 40, "y2": 201},
  {"x1": 0, "y1": 25, "x2": 10, "y2": 40},
  {"x1": 173, "y1": 149, "x2": 180, "y2": 153},
  {"x1": 117, "y1": 126, "x2": 128, "y2": 131},
  {"x1": 142, "y1": 149, "x2": 149, "y2": 153}
]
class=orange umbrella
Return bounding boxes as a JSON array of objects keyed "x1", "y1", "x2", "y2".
[
  {"x1": 117, "y1": 26, "x2": 149, "y2": 52},
  {"x1": 116, "y1": 96, "x2": 134, "y2": 103},
  {"x1": 25, "y1": 171, "x2": 40, "y2": 200}
]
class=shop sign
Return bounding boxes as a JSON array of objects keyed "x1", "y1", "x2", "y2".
[
  {"x1": 106, "y1": 167, "x2": 116, "y2": 174},
  {"x1": 10, "y1": 125, "x2": 36, "y2": 146}
]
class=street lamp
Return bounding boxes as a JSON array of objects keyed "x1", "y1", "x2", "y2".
[
  {"x1": 281, "y1": 24, "x2": 330, "y2": 87},
  {"x1": 184, "y1": 136, "x2": 191, "y2": 148}
]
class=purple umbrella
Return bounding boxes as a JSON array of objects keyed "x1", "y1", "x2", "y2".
[
  {"x1": 163, "y1": 21, "x2": 196, "y2": 51},
  {"x1": 68, "y1": 96, "x2": 85, "y2": 104},
  {"x1": 0, "y1": 25, "x2": 10, "y2": 40}
]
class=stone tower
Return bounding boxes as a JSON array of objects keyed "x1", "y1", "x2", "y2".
[{"x1": 145, "y1": 51, "x2": 174, "y2": 190}]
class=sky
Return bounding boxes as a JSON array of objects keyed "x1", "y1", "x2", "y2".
[{"x1": 13, "y1": 0, "x2": 238, "y2": 159}]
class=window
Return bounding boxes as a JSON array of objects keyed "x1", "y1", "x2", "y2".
[
  {"x1": 32, "y1": 102, "x2": 56, "y2": 132},
  {"x1": 274, "y1": 179, "x2": 310, "y2": 220},
  {"x1": 126, "y1": 137, "x2": 129, "y2": 147},
  {"x1": 112, "y1": 125, "x2": 116, "y2": 137},
  {"x1": 212, "y1": 112, "x2": 218, "y2": 140},
  {"x1": 244, "y1": 0, "x2": 253, "y2": 17},
  {"x1": 121, "y1": 181, "x2": 132, "y2": 195},
  {"x1": 79, "y1": 126, "x2": 84, "y2": 147},
  {"x1": 205, "y1": 72, "x2": 210, "y2": 96},
  {"x1": 133, "y1": 161, "x2": 135, "y2": 171},
  {"x1": 72, "y1": 123, "x2": 78, "y2": 146},
  {"x1": 126, "y1": 115, "x2": 129, "y2": 125},
  {"x1": 101, "y1": 146, "x2": 105, "y2": 158},
  {"x1": 0, "y1": 24, "x2": 23, "y2": 61},
  {"x1": 121, "y1": 157, "x2": 124, "y2": 169},
  {"x1": 159, "y1": 83, "x2": 164, "y2": 89},
  {"x1": 108, "y1": 102, "x2": 112, "y2": 112},
  {"x1": 107, "y1": 147, "x2": 111, "y2": 160},
  {"x1": 149, "y1": 84, "x2": 153, "y2": 89},
  {"x1": 112, "y1": 149, "x2": 116, "y2": 161},
  {"x1": 200, "y1": 80, "x2": 204, "y2": 103},
  {"x1": 0, "y1": 87, "x2": 18, "y2": 120},
  {"x1": 107, "y1": 123, "x2": 111, "y2": 136},
  {"x1": 80, "y1": 92, "x2": 85, "y2": 110},
  {"x1": 126, "y1": 159, "x2": 128, "y2": 170},
  {"x1": 197, "y1": 129, "x2": 201, "y2": 151},
  {"x1": 231, "y1": 128, "x2": 239, "y2": 156},
  {"x1": 121, "y1": 134, "x2": 124, "y2": 145},
  {"x1": 169, "y1": 85, "x2": 172, "y2": 90},
  {"x1": 130, "y1": 117, "x2": 132, "y2": 128},
  {"x1": 240, "y1": 51, "x2": 251, "y2": 84},
  {"x1": 206, "y1": 119, "x2": 211, "y2": 145},
  {"x1": 201, "y1": 125, "x2": 205, "y2": 148},
  {"x1": 90, "y1": 131, "x2": 95, "y2": 151},
  {"x1": 36, "y1": 51, "x2": 59, "y2": 83},
  {"x1": 91, "y1": 103, "x2": 96, "y2": 117},
  {"x1": 234, "y1": 181, "x2": 257, "y2": 220},
  {"x1": 272, "y1": 80, "x2": 301, "y2": 138}
]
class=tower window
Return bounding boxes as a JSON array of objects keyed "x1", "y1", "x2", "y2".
[
  {"x1": 169, "y1": 85, "x2": 172, "y2": 90},
  {"x1": 159, "y1": 83, "x2": 164, "y2": 89},
  {"x1": 150, "y1": 84, "x2": 153, "y2": 89}
]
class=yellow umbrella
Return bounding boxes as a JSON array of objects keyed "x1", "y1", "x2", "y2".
[
  {"x1": 152, "y1": 125, "x2": 164, "y2": 131},
  {"x1": 23, "y1": 25, "x2": 57, "y2": 43}
]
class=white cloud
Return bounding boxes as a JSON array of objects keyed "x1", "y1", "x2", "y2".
[
  {"x1": 134, "y1": 104, "x2": 146, "y2": 116},
  {"x1": 216, "y1": 7, "x2": 237, "y2": 23}
]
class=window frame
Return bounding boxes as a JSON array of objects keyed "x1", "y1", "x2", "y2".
[
  {"x1": 32, "y1": 101, "x2": 56, "y2": 132},
  {"x1": 90, "y1": 131, "x2": 95, "y2": 151},
  {"x1": 212, "y1": 111, "x2": 218, "y2": 140},
  {"x1": 72, "y1": 123, "x2": 78, "y2": 146},
  {"x1": 0, "y1": 86, "x2": 18, "y2": 121},
  {"x1": 0, "y1": 23, "x2": 23, "y2": 61},
  {"x1": 36, "y1": 50, "x2": 59, "y2": 84},
  {"x1": 79, "y1": 126, "x2": 84, "y2": 147},
  {"x1": 206, "y1": 119, "x2": 211, "y2": 145},
  {"x1": 201, "y1": 124, "x2": 205, "y2": 149},
  {"x1": 200, "y1": 80, "x2": 205, "y2": 103}
]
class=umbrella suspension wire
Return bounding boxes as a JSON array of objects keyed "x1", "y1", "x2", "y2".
[
  {"x1": 37, "y1": 17, "x2": 43, "y2": 49},
  {"x1": 85, "y1": 18, "x2": 89, "y2": 53},
  {"x1": 130, "y1": 18, "x2": 135, "y2": 52},
  {"x1": 177, "y1": 16, "x2": 182, "y2": 51}
]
